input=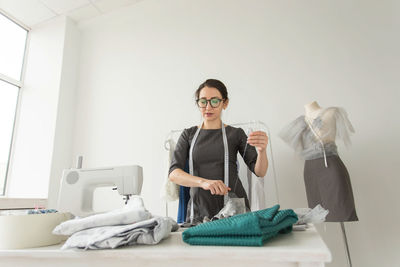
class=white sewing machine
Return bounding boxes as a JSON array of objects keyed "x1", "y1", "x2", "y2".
[{"x1": 57, "y1": 165, "x2": 143, "y2": 217}]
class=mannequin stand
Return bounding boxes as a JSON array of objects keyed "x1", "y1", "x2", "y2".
[{"x1": 340, "y1": 222, "x2": 353, "y2": 267}]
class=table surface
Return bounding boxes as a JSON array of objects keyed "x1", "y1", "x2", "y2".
[{"x1": 0, "y1": 225, "x2": 331, "y2": 264}]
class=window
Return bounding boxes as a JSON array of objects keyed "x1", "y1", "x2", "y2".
[{"x1": 0, "y1": 12, "x2": 28, "y2": 195}]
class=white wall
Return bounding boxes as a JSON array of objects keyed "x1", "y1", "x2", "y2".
[
  {"x1": 47, "y1": 17, "x2": 80, "y2": 209},
  {"x1": 17, "y1": 0, "x2": 398, "y2": 266}
]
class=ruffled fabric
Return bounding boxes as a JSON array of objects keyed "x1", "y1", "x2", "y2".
[
  {"x1": 279, "y1": 107, "x2": 355, "y2": 160},
  {"x1": 279, "y1": 116, "x2": 308, "y2": 153},
  {"x1": 333, "y1": 107, "x2": 355, "y2": 148}
]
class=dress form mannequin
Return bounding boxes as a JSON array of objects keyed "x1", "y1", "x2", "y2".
[
  {"x1": 304, "y1": 101, "x2": 339, "y2": 144},
  {"x1": 304, "y1": 101, "x2": 353, "y2": 267},
  {"x1": 280, "y1": 101, "x2": 358, "y2": 267},
  {"x1": 304, "y1": 101, "x2": 323, "y2": 119}
]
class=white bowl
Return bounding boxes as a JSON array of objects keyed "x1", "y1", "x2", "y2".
[{"x1": 0, "y1": 212, "x2": 72, "y2": 249}]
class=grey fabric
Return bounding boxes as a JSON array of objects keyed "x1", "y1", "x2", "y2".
[
  {"x1": 169, "y1": 125, "x2": 258, "y2": 224},
  {"x1": 304, "y1": 155, "x2": 358, "y2": 222},
  {"x1": 60, "y1": 217, "x2": 179, "y2": 250}
]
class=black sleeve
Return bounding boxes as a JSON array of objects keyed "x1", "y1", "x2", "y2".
[
  {"x1": 168, "y1": 128, "x2": 190, "y2": 176},
  {"x1": 237, "y1": 128, "x2": 258, "y2": 176}
]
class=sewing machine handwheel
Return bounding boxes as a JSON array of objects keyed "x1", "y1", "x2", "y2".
[{"x1": 66, "y1": 171, "x2": 79, "y2": 185}]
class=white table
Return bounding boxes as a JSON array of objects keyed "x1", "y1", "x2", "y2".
[{"x1": 0, "y1": 225, "x2": 331, "y2": 267}]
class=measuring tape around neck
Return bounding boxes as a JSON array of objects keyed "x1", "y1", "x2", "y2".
[{"x1": 188, "y1": 121, "x2": 229, "y2": 224}]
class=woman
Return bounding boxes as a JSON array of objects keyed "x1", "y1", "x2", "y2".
[{"x1": 168, "y1": 79, "x2": 269, "y2": 224}]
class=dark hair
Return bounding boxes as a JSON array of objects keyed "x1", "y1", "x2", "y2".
[{"x1": 195, "y1": 79, "x2": 229, "y2": 100}]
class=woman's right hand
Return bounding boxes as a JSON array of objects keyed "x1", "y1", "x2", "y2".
[{"x1": 200, "y1": 179, "x2": 231, "y2": 195}]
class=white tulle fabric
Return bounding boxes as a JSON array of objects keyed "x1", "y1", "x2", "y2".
[{"x1": 279, "y1": 107, "x2": 355, "y2": 160}]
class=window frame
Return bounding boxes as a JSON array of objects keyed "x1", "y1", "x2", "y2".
[{"x1": 0, "y1": 9, "x2": 37, "y2": 208}]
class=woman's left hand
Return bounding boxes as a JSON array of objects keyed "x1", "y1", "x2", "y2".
[{"x1": 247, "y1": 131, "x2": 268, "y2": 153}]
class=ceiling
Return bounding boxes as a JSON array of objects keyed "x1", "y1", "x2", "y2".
[{"x1": 0, "y1": 0, "x2": 144, "y2": 29}]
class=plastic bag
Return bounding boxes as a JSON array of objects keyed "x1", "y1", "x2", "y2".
[
  {"x1": 160, "y1": 139, "x2": 180, "y2": 201},
  {"x1": 294, "y1": 204, "x2": 329, "y2": 225},
  {"x1": 210, "y1": 192, "x2": 247, "y2": 221}
]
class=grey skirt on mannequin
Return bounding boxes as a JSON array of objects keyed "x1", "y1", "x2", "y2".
[{"x1": 304, "y1": 155, "x2": 358, "y2": 222}]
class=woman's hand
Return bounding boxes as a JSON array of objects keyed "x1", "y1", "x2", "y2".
[
  {"x1": 247, "y1": 131, "x2": 268, "y2": 153},
  {"x1": 200, "y1": 179, "x2": 231, "y2": 195}
]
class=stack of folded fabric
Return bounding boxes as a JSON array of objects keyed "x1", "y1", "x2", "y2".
[
  {"x1": 182, "y1": 204, "x2": 298, "y2": 246},
  {"x1": 53, "y1": 198, "x2": 178, "y2": 250}
]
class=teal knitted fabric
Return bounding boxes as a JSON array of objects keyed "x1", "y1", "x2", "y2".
[{"x1": 182, "y1": 205, "x2": 298, "y2": 246}]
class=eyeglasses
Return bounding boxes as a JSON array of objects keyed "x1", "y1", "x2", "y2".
[{"x1": 196, "y1": 97, "x2": 224, "y2": 108}]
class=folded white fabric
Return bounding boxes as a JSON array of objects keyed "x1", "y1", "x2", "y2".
[
  {"x1": 53, "y1": 197, "x2": 152, "y2": 236},
  {"x1": 61, "y1": 216, "x2": 179, "y2": 250}
]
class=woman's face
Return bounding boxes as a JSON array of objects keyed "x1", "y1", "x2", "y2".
[{"x1": 198, "y1": 86, "x2": 229, "y2": 123}]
